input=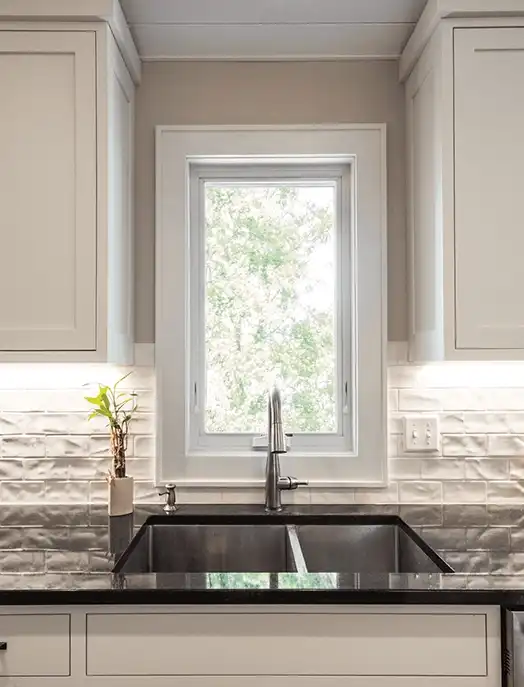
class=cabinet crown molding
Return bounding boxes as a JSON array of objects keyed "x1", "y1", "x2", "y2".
[
  {"x1": 400, "y1": 0, "x2": 524, "y2": 81},
  {"x1": 0, "y1": 0, "x2": 140, "y2": 84}
]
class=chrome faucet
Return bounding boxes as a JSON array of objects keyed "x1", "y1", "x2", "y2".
[{"x1": 265, "y1": 388, "x2": 308, "y2": 512}]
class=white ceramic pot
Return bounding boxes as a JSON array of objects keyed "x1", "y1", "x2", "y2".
[{"x1": 108, "y1": 476, "x2": 134, "y2": 516}]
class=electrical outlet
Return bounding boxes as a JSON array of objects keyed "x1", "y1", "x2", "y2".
[{"x1": 403, "y1": 416, "x2": 440, "y2": 453}]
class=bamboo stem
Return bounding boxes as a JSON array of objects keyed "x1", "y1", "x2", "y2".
[{"x1": 110, "y1": 425, "x2": 127, "y2": 478}]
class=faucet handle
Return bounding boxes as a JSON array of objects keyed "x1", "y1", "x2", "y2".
[
  {"x1": 278, "y1": 476, "x2": 309, "y2": 491},
  {"x1": 289, "y1": 478, "x2": 308, "y2": 490}
]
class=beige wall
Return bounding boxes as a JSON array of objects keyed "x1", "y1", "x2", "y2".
[{"x1": 134, "y1": 60, "x2": 407, "y2": 342}]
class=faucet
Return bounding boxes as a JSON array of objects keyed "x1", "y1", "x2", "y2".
[{"x1": 265, "y1": 388, "x2": 308, "y2": 512}]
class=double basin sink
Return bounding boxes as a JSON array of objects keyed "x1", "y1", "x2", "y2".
[{"x1": 113, "y1": 514, "x2": 453, "y2": 574}]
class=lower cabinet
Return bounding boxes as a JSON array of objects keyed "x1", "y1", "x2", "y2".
[
  {"x1": 0, "y1": 606, "x2": 502, "y2": 686},
  {"x1": 0, "y1": 613, "x2": 70, "y2": 678}
]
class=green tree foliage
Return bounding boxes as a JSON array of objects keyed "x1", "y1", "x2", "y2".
[
  {"x1": 205, "y1": 572, "x2": 338, "y2": 590},
  {"x1": 205, "y1": 183, "x2": 337, "y2": 434}
]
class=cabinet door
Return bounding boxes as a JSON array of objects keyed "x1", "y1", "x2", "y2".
[
  {"x1": 0, "y1": 31, "x2": 96, "y2": 351},
  {"x1": 454, "y1": 28, "x2": 524, "y2": 350}
]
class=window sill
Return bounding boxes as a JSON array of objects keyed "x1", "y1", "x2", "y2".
[
  {"x1": 157, "y1": 451, "x2": 388, "y2": 489},
  {"x1": 159, "y1": 478, "x2": 389, "y2": 489}
]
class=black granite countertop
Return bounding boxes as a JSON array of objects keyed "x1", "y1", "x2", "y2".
[{"x1": 2, "y1": 503, "x2": 524, "y2": 605}]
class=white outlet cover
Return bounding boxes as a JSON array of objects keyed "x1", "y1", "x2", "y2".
[{"x1": 403, "y1": 416, "x2": 440, "y2": 453}]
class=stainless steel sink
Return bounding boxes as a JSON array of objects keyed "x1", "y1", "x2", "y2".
[
  {"x1": 115, "y1": 524, "x2": 300, "y2": 573},
  {"x1": 295, "y1": 524, "x2": 444, "y2": 573},
  {"x1": 113, "y1": 516, "x2": 452, "y2": 575}
]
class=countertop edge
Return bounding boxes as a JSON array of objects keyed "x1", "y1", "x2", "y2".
[{"x1": 0, "y1": 588, "x2": 523, "y2": 606}]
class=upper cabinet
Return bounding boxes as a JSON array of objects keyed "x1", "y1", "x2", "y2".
[
  {"x1": 405, "y1": 17, "x2": 524, "y2": 361},
  {"x1": 454, "y1": 28, "x2": 524, "y2": 352},
  {"x1": 0, "y1": 21, "x2": 137, "y2": 362},
  {"x1": 0, "y1": 31, "x2": 97, "y2": 354}
]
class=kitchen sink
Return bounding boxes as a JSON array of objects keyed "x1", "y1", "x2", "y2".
[
  {"x1": 114, "y1": 523, "x2": 302, "y2": 573},
  {"x1": 113, "y1": 515, "x2": 452, "y2": 575},
  {"x1": 295, "y1": 524, "x2": 445, "y2": 573}
]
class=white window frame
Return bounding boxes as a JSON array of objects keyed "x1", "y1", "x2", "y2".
[
  {"x1": 156, "y1": 125, "x2": 387, "y2": 487},
  {"x1": 189, "y1": 163, "x2": 353, "y2": 455}
]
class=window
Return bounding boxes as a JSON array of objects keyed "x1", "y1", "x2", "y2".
[
  {"x1": 156, "y1": 126, "x2": 386, "y2": 487},
  {"x1": 189, "y1": 164, "x2": 354, "y2": 456}
]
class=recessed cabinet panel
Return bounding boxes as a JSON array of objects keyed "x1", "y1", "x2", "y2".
[
  {"x1": 454, "y1": 28, "x2": 524, "y2": 350},
  {"x1": 0, "y1": 614, "x2": 70, "y2": 676},
  {"x1": 87, "y1": 611, "x2": 487, "y2": 677},
  {"x1": 0, "y1": 31, "x2": 96, "y2": 351}
]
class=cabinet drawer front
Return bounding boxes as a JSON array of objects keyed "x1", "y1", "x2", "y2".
[
  {"x1": 0, "y1": 614, "x2": 70, "y2": 677},
  {"x1": 87, "y1": 612, "x2": 487, "y2": 677}
]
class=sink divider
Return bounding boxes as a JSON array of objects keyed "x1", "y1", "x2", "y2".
[{"x1": 286, "y1": 525, "x2": 308, "y2": 574}]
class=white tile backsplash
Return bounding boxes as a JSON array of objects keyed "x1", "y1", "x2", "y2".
[
  {"x1": 0, "y1": 413, "x2": 28, "y2": 434},
  {"x1": 398, "y1": 389, "x2": 443, "y2": 411},
  {"x1": 2, "y1": 354, "x2": 524, "y2": 504},
  {"x1": 420, "y1": 458, "x2": 465, "y2": 480},
  {"x1": 462, "y1": 412, "x2": 524, "y2": 434},
  {"x1": 487, "y1": 481, "x2": 524, "y2": 503},
  {"x1": 0, "y1": 459, "x2": 24, "y2": 481},
  {"x1": 390, "y1": 458, "x2": 423, "y2": 480},
  {"x1": 89, "y1": 480, "x2": 111, "y2": 503},
  {"x1": 134, "y1": 435, "x2": 154, "y2": 458},
  {"x1": 488, "y1": 434, "x2": 524, "y2": 455},
  {"x1": 45, "y1": 436, "x2": 90, "y2": 457},
  {"x1": 442, "y1": 481, "x2": 487, "y2": 504},
  {"x1": 399, "y1": 481, "x2": 442, "y2": 503},
  {"x1": 465, "y1": 458, "x2": 509, "y2": 481},
  {"x1": 44, "y1": 480, "x2": 89, "y2": 503},
  {"x1": 88, "y1": 435, "x2": 115, "y2": 458},
  {"x1": 23, "y1": 458, "x2": 69, "y2": 481},
  {"x1": 2, "y1": 436, "x2": 45, "y2": 458},
  {"x1": 442, "y1": 434, "x2": 487, "y2": 457},
  {"x1": 0, "y1": 481, "x2": 45, "y2": 503},
  {"x1": 353, "y1": 483, "x2": 399, "y2": 504},
  {"x1": 308, "y1": 488, "x2": 354, "y2": 505},
  {"x1": 510, "y1": 458, "x2": 524, "y2": 479}
]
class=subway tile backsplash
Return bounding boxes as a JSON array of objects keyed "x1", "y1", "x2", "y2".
[{"x1": 2, "y1": 356, "x2": 524, "y2": 503}]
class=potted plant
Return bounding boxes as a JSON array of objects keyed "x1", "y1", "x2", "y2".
[{"x1": 85, "y1": 372, "x2": 137, "y2": 516}]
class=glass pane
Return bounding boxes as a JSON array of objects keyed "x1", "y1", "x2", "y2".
[{"x1": 204, "y1": 182, "x2": 337, "y2": 434}]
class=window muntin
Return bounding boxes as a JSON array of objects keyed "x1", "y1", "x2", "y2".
[{"x1": 189, "y1": 164, "x2": 354, "y2": 455}]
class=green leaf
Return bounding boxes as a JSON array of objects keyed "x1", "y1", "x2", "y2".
[
  {"x1": 85, "y1": 373, "x2": 138, "y2": 427},
  {"x1": 116, "y1": 399, "x2": 133, "y2": 410},
  {"x1": 88, "y1": 409, "x2": 106, "y2": 421},
  {"x1": 87, "y1": 408, "x2": 111, "y2": 423},
  {"x1": 115, "y1": 372, "x2": 132, "y2": 387}
]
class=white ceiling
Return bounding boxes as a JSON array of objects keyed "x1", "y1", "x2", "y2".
[{"x1": 120, "y1": 0, "x2": 428, "y2": 60}]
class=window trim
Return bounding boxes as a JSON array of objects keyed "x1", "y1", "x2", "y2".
[
  {"x1": 155, "y1": 125, "x2": 387, "y2": 487},
  {"x1": 188, "y1": 163, "x2": 354, "y2": 455}
]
